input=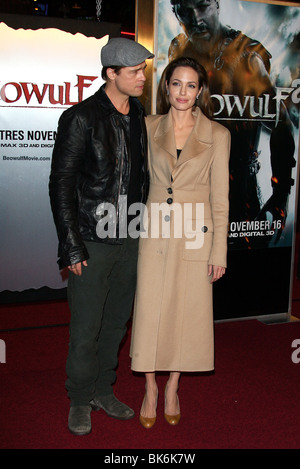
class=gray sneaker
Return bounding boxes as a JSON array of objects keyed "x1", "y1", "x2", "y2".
[
  {"x1": 68, "y1": 405, "x2": 92, "y2": 436},
  {"x1": 90, "y1": 394, "x2": 135, "y2": 420}
]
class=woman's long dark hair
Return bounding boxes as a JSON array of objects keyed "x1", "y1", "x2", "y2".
[{"x1": 156, "y1": 57, "x2": 214, "y2": 119}]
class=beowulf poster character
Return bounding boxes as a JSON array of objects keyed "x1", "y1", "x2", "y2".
[{"x1": 157, "y1": 0, "x2": 299, "y2": 251}]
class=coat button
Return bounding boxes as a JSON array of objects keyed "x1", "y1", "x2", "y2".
[
  {"x1": 167, "y1": 187, "x2": 173, "y2": 194},
  {"x1": 164, "y1": 215, "x2": 170, "y2": 222},
  {"x1": 202, "y1": 226, "x2": 208, "y2": 233},
  {"x1": 167, "y1": 198, "x2": 173, "y2": 204}
]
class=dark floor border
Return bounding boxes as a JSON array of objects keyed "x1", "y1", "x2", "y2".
[{"x1": 0, "y1": 287, "x2": 67, "y2": 305}]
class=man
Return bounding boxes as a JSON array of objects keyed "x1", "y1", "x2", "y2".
[
  {"x1": 167, "y1": 0, "x2": 295, "y2": 247},
  {"x1": 49, "y1": 37, "x2": 154, "y2": 435}
]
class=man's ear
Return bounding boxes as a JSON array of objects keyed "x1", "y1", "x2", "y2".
[{"x1": 106, "y1": 67, "x2": 116, "y2": 81}]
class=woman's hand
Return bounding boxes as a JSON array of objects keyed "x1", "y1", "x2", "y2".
[{"x1": 208, "y1": 265, "x2": 226, "y2": 283}]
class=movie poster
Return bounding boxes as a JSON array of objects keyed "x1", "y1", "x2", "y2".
[
  {"x1": 156, "y1": 0, "x2": 300, "y2": 251},
  {"x1": 0, "y1": 24, "x2": 107, "y2": 291}
]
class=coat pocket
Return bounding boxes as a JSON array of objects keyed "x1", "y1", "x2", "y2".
[{"x1": 183, "y1": 218, "x2": 213, "y2": 262}]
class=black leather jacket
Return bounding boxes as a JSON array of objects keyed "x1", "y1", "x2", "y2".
[{"x1": 49, "y1": 85, "x2": 148, "y2": 269}]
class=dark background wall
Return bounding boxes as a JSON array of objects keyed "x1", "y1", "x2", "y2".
[{"x1": 0, "y1": 0, "x2": 135, "y2": 33}]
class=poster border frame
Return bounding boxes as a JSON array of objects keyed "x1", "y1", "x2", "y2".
[{"x1": 136, "y1": 0, "x2": 300, "y2": 322}]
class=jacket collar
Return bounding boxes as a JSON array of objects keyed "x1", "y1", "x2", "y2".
[
  {"x1": 153, "y1": 107, "x2": 213, "y2": 167},
  {"x1": 96, "y1": 84, "x2": 144, "y2": 117}
]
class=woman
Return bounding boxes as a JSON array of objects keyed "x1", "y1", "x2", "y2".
[{"x1": 130, "y1": 57, "x2": 231, "y2": 428}]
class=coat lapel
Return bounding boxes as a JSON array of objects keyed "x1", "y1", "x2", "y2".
[
  {"x1": 153, "y1": 107, "x2": 213, "y2": 167},
  {"x1": 176, "y1": 107, "x2": 213, "y2": 167},
  {"x1": 153, "y1": 111, "x2": 177, "y2": 160}
]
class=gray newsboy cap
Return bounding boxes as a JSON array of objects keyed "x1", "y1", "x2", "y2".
[{"x1": 101, "y1": 37, "x2": 154, "y2": 67}]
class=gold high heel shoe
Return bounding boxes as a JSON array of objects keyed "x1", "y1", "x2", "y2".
[
  {"x1": 139, "y1": 390, "x2": 158, "y2": 429},
  {"x1": 164, "y1": 386, "x2": 181, "y2": 426}
]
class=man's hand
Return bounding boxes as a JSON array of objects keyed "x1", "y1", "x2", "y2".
[{"x1": 68, "y1": 260, "x2": 88, "y2": 276}]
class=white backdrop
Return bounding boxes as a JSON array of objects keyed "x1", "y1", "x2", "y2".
[{"x1": 0, "y1": 23, "x2": 108, "y2": 291}]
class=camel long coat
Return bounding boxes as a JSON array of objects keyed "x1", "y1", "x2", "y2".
[{"x1": 130, "y1": 107, "x2": 231, "y2": 372}]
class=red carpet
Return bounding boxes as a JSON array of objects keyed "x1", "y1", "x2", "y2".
[
  {"x1": 1, "y1": 305, "x2": 300, "y2": 449},
  {"x1": 0, "y1": 300, "x2": 71, "y2": 331}
]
